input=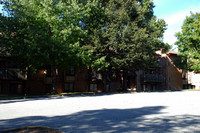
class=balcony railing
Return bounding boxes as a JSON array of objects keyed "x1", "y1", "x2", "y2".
[
  {"x1": 65, "y1": 76, "x2": 75, "y2": 82},
  {"x1": 91, "y1": 72, "x2": 102, "y2": 81},
  {"x1": 0, "y1": 69, "x2": 27, "y2": 80},
  {"x1": 141, "y1": 74, "x2": 162, "y2": 83}
]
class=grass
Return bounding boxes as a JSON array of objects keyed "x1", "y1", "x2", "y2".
[
  {"x1": 0, "y1": 94, "x2": 25, "y2": 99},
  {"x1": 1, "y1": 89, "x2": 200, "y2": 100},
  {"x1": 0, "y1": 92, "x2": 96, "y2": 100},
  {"x1": 183, "y1": 89, "x2": 200, "y2": 91}
]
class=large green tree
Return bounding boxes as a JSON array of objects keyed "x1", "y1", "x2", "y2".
[
  {"x1": 89, "y1": 0, "x2": 168, "y2": 91},
  {"x1": 0, "y1": 0, "x2": 103, "y2": 93},
  {"x1": 175, "y1": 12, "x2": 200, "y2": 72}
]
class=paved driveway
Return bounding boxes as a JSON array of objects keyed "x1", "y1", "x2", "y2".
[{"x1": 0, "y1": 91, "x2": 200, "y2": 132}]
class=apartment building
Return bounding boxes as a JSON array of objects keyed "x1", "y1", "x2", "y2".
[
  {"x1": 0, "y1": 50, "x2": 186, "y2": 95},
  {"x1": 0, "y1": 63, "x2": 122, "y2": 95},
  {"x1": 0, "y1": 57, "x2": 27, "y2": 95},
  {"x1": 184, "y1": 71, "x2": 200, "y2": 89},
  {"x1": 136, "y1": 50, "x2": 183, "y2": 92}
]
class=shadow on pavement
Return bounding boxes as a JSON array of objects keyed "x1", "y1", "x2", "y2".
[
  {"x1": 1, "y1": 105, "x2": 200, "y2": 132},
  {"x1": 0, "y1": 106, "x2": 190, "y2": 132}
]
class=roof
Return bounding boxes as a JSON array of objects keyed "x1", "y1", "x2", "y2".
[{"x1": 167, "y1": 50, "x2": 179, "y2": 55}]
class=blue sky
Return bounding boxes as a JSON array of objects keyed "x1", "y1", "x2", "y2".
[{"x1": 153, "y1": 0, "x2": 200, "y2": 50}]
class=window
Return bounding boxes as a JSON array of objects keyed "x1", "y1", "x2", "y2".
[
  {"x1": 64, "y1": 83, "x2": 74, "y2": 92},
  {"x1": 46, "y1": 68, "x2": 52, "y2": 77},
  {"x1": 168, "y1": 76, "x2": 171, "y2": 81},
  {"x1": 9, "y1": 84, "x2": 18, "y2": 94},
  {"x1": 150, "y1": 70, "x2": 154, "y2": 74},
  {"x1": 90, "y1": 84, "x2": 97, "y2": 92},
  {"x1": 0, "y1": 84, "x2": 2, "y2": 94},
  {"x1": 158, "y1": 58, "x2": 162, "y2": 67},
  {"x1": 45, "y1": 84, "x2": 52, "y2": 93},
  {"x1": 168, "y1": 60, "x2": 171, "y2": 66},
  {"x1": 0, "y1": 70, "x2": 4, "y2": 75},
  {"x1": 168, "y1": 86, "x2": 172, "y2": 90},
  {"x1": 183, "y1": 85, "x2": 187, "y2": 89},
  {"x1": 85, "y1": 86, "x2": 89, "y2": 90},
  {"x1": 84, "y1": 74, "x2": 88, "y2": 80},
  {"x1": 105, "y1": 84, "x2": 110, "y2": 92},
  {"x1": 143, "y1": 84, "x2": 147, "y2": 92},
  {"x1": 66, "y1": 67, "x2": 75, "y2": 75},
  {"x1": 188, "y1": 75, "x2": 191, "y2": 80},
  {"x1": 152, "y1": 85, "x2": 156, "y2": 91},
  {"x1": 0, "y1": 70, "x2": 4, "y2": 79},
  {"x1": 183, "y1": 72, "x2": 187, "y2": 79}
]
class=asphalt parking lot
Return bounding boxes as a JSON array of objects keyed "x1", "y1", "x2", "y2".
[{"x1": 1, "y1": 91, "x2": 200, "y2": 132}]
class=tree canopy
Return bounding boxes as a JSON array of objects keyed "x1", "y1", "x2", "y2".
[
  {"x1": 0, "y1": 0, "x2": 168, "y2": 91},
  {"x1": 175, "y1": 12, "x2": 200, "y2": 72},
  {"x1": 90, "y1": 0, "x2": 167, "y2": 70},
  {"x1": 87, "y1": 0, "x2": 168, "y2": 90},
  {"x1": 0, "y1": 0, "x2": 104, "y2": 93},
  {"x1": 0, "y1": 0, "x2": 103, "y2": 70}
]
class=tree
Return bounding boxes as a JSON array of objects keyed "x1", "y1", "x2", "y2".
[
  {"x1": 89, "y1": 0, "x2": 168, "y2": 91},
  {"x1": 0, "y1": 0, "x2": 102, "y2": 93},
  {"x1": 175, "y1": 12, "x2": 200, "y2": 72}
]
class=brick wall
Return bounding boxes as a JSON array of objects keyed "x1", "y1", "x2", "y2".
[{"x1": 166, "y1": 54, "x2": 182, "y2": 90}]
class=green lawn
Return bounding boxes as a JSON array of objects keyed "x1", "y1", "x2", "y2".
[{"x1": 0, "y1": 92, "x2": 96, "y2": 100}]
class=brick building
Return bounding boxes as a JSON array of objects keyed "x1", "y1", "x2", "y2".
[
  {"x1": 135, "y1": 50, "x2": 183, "y2": 92},
  {"x1": 0, "y1": 64, "x2": 122, "y2": 95},
  {"x1": 0, "y1": 50, "x2": 184, "y2": 95},
  {"x1": 0, "y1": 57, "x2": 27, "y2": 95}
]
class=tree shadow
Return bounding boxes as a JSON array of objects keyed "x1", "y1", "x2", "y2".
[{"x1": 1, "y1": 106, "x2": 200, "y2": 132}]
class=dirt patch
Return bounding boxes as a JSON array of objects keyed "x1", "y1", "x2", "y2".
[{"x1": 0, "y1": 126, "x2": 64, "y2": 133}]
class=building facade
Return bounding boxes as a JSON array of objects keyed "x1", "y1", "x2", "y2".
[
  {"x1": 0, "y1": 57, "x2": 27, "y2": 95},
  {"x1": 184, "y1": 71, "x2": 200, "y2": 89},
  {"x1": 0, "y1": 50, "x2": 190, "y2": 95},
  {"x1": 136, "y1": 50, "x2": 183, "y2": 92}
]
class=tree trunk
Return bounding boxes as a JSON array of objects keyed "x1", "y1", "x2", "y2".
[
  {"x1": 136, "y1": 71, "x2": 142, "y2": 92},
  {"x1": 122, "y1": 70, "x2": 128, "y2": 92},
  {"x1": 88, "y1": 67, "x2": 92, "y2": 92},
  {"x1": 52, "y1": 66, "x2": 57, "y2": 94},
  {"x1": 102, "y1": 72, "x2": 107, "y2": 92}
]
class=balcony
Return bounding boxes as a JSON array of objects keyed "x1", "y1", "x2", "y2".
[
  {"x1": 141, "y1": 74, "x2": 162, "y2": 83},
  {"x1": 45, "y1": 77, "x2": 52, "y2": 84},
  {"x1": 0, "y1": 68, "x2": 27, "y2": 80},
  {"x1": 65, "y1": 76, "x2": 75, "y2": 82},
  {"x1": 91, "y1": 72, "x2": 102, "y2": 81}
]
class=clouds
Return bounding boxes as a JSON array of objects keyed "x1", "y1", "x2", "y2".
[
  {"x1": 0, "y1": 4, "x2": 3, "y2": 13},
  {"x1": 153, "y1": 0, "x2": 200, "y2": 50},
  {"x1": 163, "y1": 7, "x2": 200, "y2": 47}
]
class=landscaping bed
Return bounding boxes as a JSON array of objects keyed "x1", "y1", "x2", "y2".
[{"x1": 0, "y1": 126, "x2": 63, "y2": 133}]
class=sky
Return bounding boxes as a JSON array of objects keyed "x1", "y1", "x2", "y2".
[{"x1": 153, "y1": 0, "x2": 200, "y2": 50}]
